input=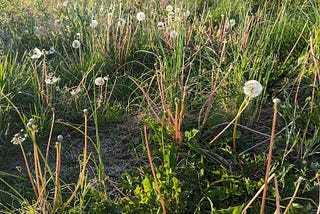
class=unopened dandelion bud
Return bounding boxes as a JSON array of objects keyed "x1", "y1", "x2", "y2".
[
  {"x1": 298, "y1": 176, "x2": 304, "y2": 183},
  {"x1": 29, "y1": 118, "x2": 35, "y2": 124},
  {"x1": 273, "y1": 98, "x2": 281, "y2": 104},
  {"x1": 83, "y1": 109, "x2": 88, "y2": 116},
  {"x1": 57, "y1": 135, "x2": 63, "y2": 142},
  {"x1": 27, "y1": 122, "x2": 33, "y2": 130},
  {"x1": 55, "y1": 141, "x2": 60, "y2": 147}
]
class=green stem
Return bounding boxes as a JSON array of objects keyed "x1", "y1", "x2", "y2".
[{"x1": 232, "y1": 96, "x2": 249, "y2": 154}]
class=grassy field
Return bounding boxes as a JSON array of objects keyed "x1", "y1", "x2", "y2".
[{"x1": 1, "y1": 0, "x2": 320, "y2": 213}]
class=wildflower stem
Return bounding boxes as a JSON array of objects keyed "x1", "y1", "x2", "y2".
[
  {"x1": 274, "y1": 175, "x2": 281, "y2": 214},
  {"x1": 241, "y1": 173, "x2": 275, "y2": 214},
  {"x1": 19, "y1": 143, "x2": 38, "y2": 197},
  {"x1": 283, "y1": 177, "x2": 303, "y2": 214},
  {"x1": 143, "y1": 126, "x2": 167, "y2": 214},
  {"x1": 53, "y1": 142, "x2": 61, "y2": 210},
  {"x1": 260, "y1": 100, "x2": 279, "y2": 214},
  {"x1": 65, "y1": 110, "x2": 89, "y2": 206},
  {"x1": 232, "y1": 96, "x2": 249, "y2": 154},
  {"x1": 316, "y1": 173, "x2": 320, "y2": 214},
  {"x1": 45, "y1": 109, "x2": 55, "y2": 162},
  {"x1": 209, "y1": 100, "x2": 249, "y2": 144}
]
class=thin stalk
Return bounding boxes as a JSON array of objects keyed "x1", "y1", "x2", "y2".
[
  {"x1": 283, "y1": 177, "x2": 304, "y2": 214},
  {"x1": 316, "y1": 173, "x2": 320, "y2": 214},
  {"x1": 209, "y1": 99, "x2": 249, "y2": 144},
  {"x1": 45, "y1": 108, "x2": 55, "y2": 163},
  {"x1": 310, "y1": 35, "x2": 320, "y2": 113},
  {"x1": 274, "y1": 175, "x2": 281, "y2": 214},
  {"x1": 241, "y1": 173, "x2": 276, "y2": 214},
  {"x1": 19, "y1": 143, "x2": 37, "y2": 197},
  {"x1": 53, "y1": 141, "x2": 61, "y2": 210},
  {"x1": 65, "y1": 110, "x2": 89, "y2": 206},
  {"x1": 232, "y1": 96, "x2": 249, "y2": 154},
  {"x1": 260, "y1": 100, "x2": 279, "y2": 214},
  {"x1": 143, "y1": 126, "x2": 166, "y2": 214}
]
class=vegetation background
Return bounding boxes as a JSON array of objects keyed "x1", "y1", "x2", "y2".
[{"x1": 0, "y1": 0, "x2": 320, "y2": 213}]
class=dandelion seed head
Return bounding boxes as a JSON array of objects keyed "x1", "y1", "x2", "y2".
[
  {"x1": 48, "y1": 47, "x2": 56, "y2": 54},
  {"x1": 90, "y1": 19, "x2": 98, "y2": 28},
  {"x1": 103, "y1": 75, "x2": 109, "y2": 81},
  {"x1": 136, "y1": 12, "x2": 146, "y2": 21},
  {"x1": 94, "y1": 77, "x2": 105, "y2": 86},
  {"x1": 169, "y1": 30, "x2": 178, "y2": 38},
  {"x1": 72, "y1": 39, "x2": 81, "y2": 49},
  {"x1": 117, "y1": 18, "x2": 126, "y2": 27},
  {"x1": 157, "y1": 21, "x2": 165, "y2": 29},
  {"x1": 31, "y1": 47, "x2": 43, "y2": 59},
  {"x1": 45, "y1": 73, "x2": 60, "y2": 85},
  {"x1": 70, "y1": 87, "x2": 81, "y2": 96},
  {"x1": 11, "y1": 130, "x2": 27, "y2": 145},
  {"x1": 243, "y1": 80, "x2": 263, "y2": 99},
  {"x1": 168, "y1": 11, "x2": 175, "y2": 17},
  {"x1": 229, "y1": 19, "x2": 236, "y2": 27},
  {"x1": 184, "y1": 10, "x2": 190, "y2": 17},
  {"x1": 29, "y1": 118, "x2": 35, "y2": 124},
  {"x1": 298, "y1": 176, "x2": 305, "y2": 183},
  {"x1": 166, "y1": 5, "x2": 173, "y2": 12}
]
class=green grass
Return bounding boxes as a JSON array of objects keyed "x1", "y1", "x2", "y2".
[{"x1": 0, "y1": 0, "x2": 320, "y2": 213}]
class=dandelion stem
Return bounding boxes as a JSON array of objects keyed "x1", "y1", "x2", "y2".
[
  {"x1": 209, "y1": 100, "x2": 249, "y2": 144},
  {"x1": 19, "y1": 143, "x2": 37, "y2": 197},
  {"x1": 260, "y1": 100, "x2": 279, "y2": 214},
  {"x1": 53, "y1": 142, "x2": 61, "y2": 210},
  {"x1": 232, "y1": 96, "x2": 249, "y2": 154},
  {"x1": 241, "y1": 173, "x2": 275, "y2": 214},
  {"x1": 283, "y1": 177, "x2": 303, "y2": 214},
  {"x1": 143, "y1": 126, "x2": 166, "y2": 214}
]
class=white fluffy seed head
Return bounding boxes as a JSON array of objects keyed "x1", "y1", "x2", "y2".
[
  {"x1": 166, "y1": 5, "x2": 173, "y2": 12},
  {"x1": 243, "y1": 80, "x2": 263, "y2": 99},
  {"x1": 94, "y1": 77, "x2": 105, "y2": 86},
  {"x1": 90, "y1": 19, "x2": 98, "y2": 28},
  {"x1": 72, "y1": 39, "x2": 81, "y2": 49},
  {"x1": 136, "y1": 12, "x2": 146, "y2": 21}
]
